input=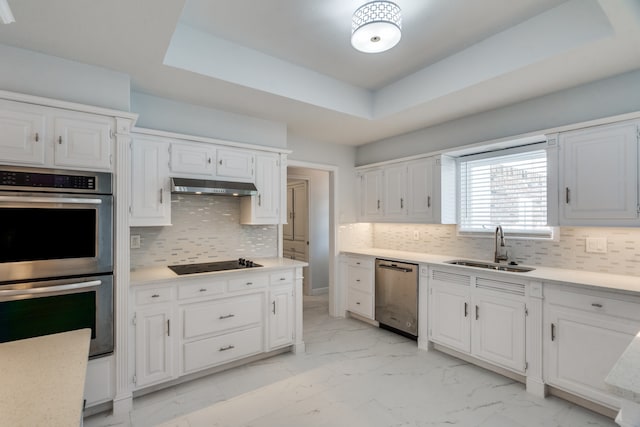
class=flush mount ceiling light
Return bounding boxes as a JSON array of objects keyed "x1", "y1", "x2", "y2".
[
  {"x1": 351, "y1": 1, "x2": 402, "y2": 53},
  {"x1": 0, "y1": 0, "x2": 15, "y2": 24}
]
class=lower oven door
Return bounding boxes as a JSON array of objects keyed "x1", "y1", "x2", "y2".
[{"x1": 0, "y1": 274, "x2": 113, "y2": 358}]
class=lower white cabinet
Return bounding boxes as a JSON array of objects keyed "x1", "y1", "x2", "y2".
[
  {"x1": 84, "y1": 356, "x2": 115, "y2": 407},
  {"x1": 133, "y1": 304, "x2": 175, "y2": 388},
  {"x1": 544, "y1": 285, "x2": 640, "y2": 409},
  {"x1": 131, "y1": 267, "x2": 300, "y2": 391},
  {"x1": 428, "y1": 268, "x2": 527, "y2": 374},
  {"x1": 343, "y1": 255, "x2": 375, "y2": 319}
]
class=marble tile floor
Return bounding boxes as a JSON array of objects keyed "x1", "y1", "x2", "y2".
[{"x1": 86, "y1": 294, "x2": 616, "y2": 427}]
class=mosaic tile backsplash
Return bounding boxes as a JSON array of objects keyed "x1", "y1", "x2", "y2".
[
  {"x1": 342, "y1": 223, "x2": 640, "y2": 277},
  {"x1": 130, "y1": 194, "x2": 278, "y2": 269}
]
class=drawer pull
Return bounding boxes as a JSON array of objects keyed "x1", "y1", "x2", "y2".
[
  {"x1": 280, "y1": 277, "x2": 286, "y2": 281},
  {"x1": 475, "y1": 305, "x2": 479, "y2": 320},
  {"x1": 219, "y1": 314, "x2": 235, "y2": 320},
  {"x1": 464, "y1": 302, "x2": 468, "y2": 317},
  {"x1": 219, "y1": 345, "x2": 235, "y2": 352},
  {"x1": 356, "y1": 279, "x2": 361, "y2": 282},
  {"x1": 551, "y1": 323, "x2": 556, "y2": 341},
  {"x1": 151, "y1": 294, "x2": 160, "y2": 298},
  {"x1": 272, "y1": 301, "x2": 276, "y2": 314},
  {"x1": 199, "y1": 288, "x2": 207, "y2": 292},
  {"x1": 591, "y1": 303, "x2": 603, "y2": 308},
  {"x1": 246, "y1": 282, "x2": 253, "y2": 286},
  {"x1": 356, "y1": 302, "x2": 361, "y2": 305}
]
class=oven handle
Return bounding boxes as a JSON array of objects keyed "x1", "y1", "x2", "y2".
[
  {"x1": 0, "y1": 280, "x2": 102, "y2": 297},
  {"x1": 0, "y1": 196, "x2": 102, "y2": 204}
]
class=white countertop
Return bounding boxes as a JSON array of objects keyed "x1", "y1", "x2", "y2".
[
  {"x1": 342, "y1": 248, "x2": 640, "y2": 294},
  {"x1": 606, "y1": 331, "x2": 640, "y2": 403},
  {"x1": 131, "y1": 257, "x2": 308, "y2": 286},
  {"x1": 0, "y1": 329, "x2": 91, "y2": 426}
]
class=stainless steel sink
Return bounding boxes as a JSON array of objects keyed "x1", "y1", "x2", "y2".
[{"x1": 445, "y1": 259, "x2": 535, "y2": 273}]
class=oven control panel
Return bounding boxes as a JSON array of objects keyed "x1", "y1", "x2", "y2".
[{"x1": 0, "y1": 167, "x2": 112, "y2": 194}]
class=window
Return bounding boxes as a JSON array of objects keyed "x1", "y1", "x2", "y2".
[{"x1": 458, "y1": 145, "x2": 552, "y2": 238}]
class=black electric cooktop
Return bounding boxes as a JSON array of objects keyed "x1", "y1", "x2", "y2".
[{"x1": 168, "y1": 259, "x2": 262, "y2": 275}]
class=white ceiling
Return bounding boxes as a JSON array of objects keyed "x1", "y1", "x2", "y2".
[{"x1": 1, "y1": 0, "x2": 639, "y2": 146}]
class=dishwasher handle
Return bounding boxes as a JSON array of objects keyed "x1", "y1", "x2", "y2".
[{"x1": 378, "y1": 263, "x2": 414, "y2": 273}]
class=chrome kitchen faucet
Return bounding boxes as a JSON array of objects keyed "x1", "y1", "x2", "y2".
[{"x1": 494, "y1": 225, "x2": 508, "y2": 263}]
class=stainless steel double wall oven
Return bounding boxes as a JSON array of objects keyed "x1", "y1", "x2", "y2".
[{"x1": 0, "y1": 166, "x2": 114, "y2": 357}]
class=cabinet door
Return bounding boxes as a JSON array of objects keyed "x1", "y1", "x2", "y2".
[
  {"x1": 254, "y1": 153, "x2": 280, "y2": 223},
  {"x1": 360, "y1": 169, "x2": 383, "y2": 219},
  {"x1": 53, "y1": 114, "x2": 113, "y2": 170},
  {"x1": 170, "y1": 142, "x2": 215, "y2": 176},
  {"x1": 428, "y1": 283, "x2": 471, "y2": 353},
  {"x1": 545, "y1": 307, "x2": 638, "y2": 408},
  {"x1": 560, "y1": 122, "x2": 639, "y2": 223},
  {"x1": 217, "y1": 148, "x2": 254, "y2": 180},
  {"x1": 283, "y1": 186, "x2": 294, "y2": 240},
  {"x1": 472, "y1": 293, "x2": 525, "y2": 373},
  {"x1": 407, "y1": 158, "x2": 433, "y2": 221},
  {"x1": 134, "y1": 306, "x2": 174, "y2": 388},
  {"x1": 0, "y1": 102, "x2": 45, "y2": 165},
  {"x1": 269, "y1": 286, "x2": 294, "y2": 349},
  {"x1": 383, "y1": 164, "x2": 407, "y2": 219},
  {"x1": 130, "y1": 137, "x2": 171, "y2": 226}
]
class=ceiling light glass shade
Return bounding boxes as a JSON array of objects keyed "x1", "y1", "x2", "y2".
[
  {"x1": 0, "y1": 0, "x2": 15, "y2": 24},
  {"x1": 351, "y1": 1, "x2": 402, "y2": 53}
]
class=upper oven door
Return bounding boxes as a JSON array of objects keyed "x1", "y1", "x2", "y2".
[{"x1": 0, "y1": 191, "x2": 113, "y2": 283}]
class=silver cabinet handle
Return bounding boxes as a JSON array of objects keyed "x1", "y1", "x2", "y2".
[
  {"x1": 199, "y1": 288, "x2": 207, "y2": 292},
  {"x1": 551, "y1": 323, "x2": 556, "y2": 341},
  {"x1": 272, "y1": 301, "x2": 276, "y2": 314},
  {"x1": 219, "y1": 314, "x2": 235, "y2": 319},
  {"x1": 219, "y1": 159, "x2": 223, "y2": 165},
  {"x1": 151, "y1": 294, "x2": 160, "y2": 298},
  {"x1": 219, "y1": 345, "x2": 234, "y2": 352},
  {"x1": 377, "y1": 200, "x2": 381, "y2": 210},
  {"x1": 280, "y1": 277, "x2": 286, "y2": 281},
  {"x1": 400, "y1": 198, "x2": 404, "y2": 209},
  {"x1": 58, "y1": 136, "x2": 62, "y2": 144},
  {"x1": 246, "y1": 282, "x2": 253, "y2": 286},
  {"x1": 160, "y1": 188, "x2": 163, "y2": 204},
  {"x1": 258, "y1": 194, "x2": 262, "y2": 206},
  {"x1": 427, "y1": 195, "x2": 431, "y2": 208},
  {"x1": 208, "y1": 158, "x2": 212, "y2": 164},
  {"x1": 464, "y1": 302, "x2": 468, "y2": 317},
  {"x1": 35, "y1": 132, "x2": 39, "y2": 142},
  {"x1": 565, "y1": 187, "x2": 570, "y2": 204},
  {"x1": 475, "y1": 305, "x2": 479, "y2": 320},
  {"x1": 356, "y1": 279, "x2": 361, "y2": 282},
  {"x1": 167, "y1": 319, "x2": 170, "y2": 336},
  {"x1": 591, "y1": 303, "x2": 603, "y2": 308},
  {"x1": 356, "y1": 301, "x2": 361, "y2": 305}
]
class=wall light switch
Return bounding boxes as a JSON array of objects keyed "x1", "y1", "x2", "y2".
[
  {"x1": 413, "y1": 230, "x2": 420, "y2": 241},
  {"x1": 130, "y1": 234, "x2": 141, "y2": 249},
  {"x1": 586, "y1": 237, "x2": 607, "y2": 254}
]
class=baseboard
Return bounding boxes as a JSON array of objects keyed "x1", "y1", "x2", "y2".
[
  {"x1": 309, "y1": 287, "x2": 329, "y2": 296},
  {"x1": 548, "y1": 386, "x2": 617, "y2": 419}
]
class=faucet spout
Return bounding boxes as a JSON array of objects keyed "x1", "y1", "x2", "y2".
[{"x1": 494, "y1": 225, "x2": 508, "y2": 263}]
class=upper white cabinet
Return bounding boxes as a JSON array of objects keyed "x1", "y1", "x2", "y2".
[
  {"x1": 170, "y1": 142, "x2": 215, "y2": 176},
  {"x1": 130, "y1": 135, "x2": 171, "y2": 227},
  {"x1": 217, "y1": 148, "x2": 255, "y2": 181},
  {"x1": 557, "y1": 121, "x2": 639, "y2": 226},
  {"x1": 357, "y1": 155, "x2": 455, "y2": 223},
  {"x1": 240, "y1": 152, "x2": 281, "y2": 225},
  {"x1": 0, "y1": 99, "x2": 115, "y2": 171}
]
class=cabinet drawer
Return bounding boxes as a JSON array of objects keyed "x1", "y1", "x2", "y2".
[
  {"x1": 135, "y1": 286, "x2": 174, "y2": 305},
  {"x1": 183, "y1": 294, "x2": 263, "y2": 339},
  {"x1": 227, "y1": 275, "x2": 268, "y2": 292},
  {"x1": 347, "y1": 288, "x2": 374, "y2": 319},
  {"x1": 183, "y1": 326, "x2": 263, "y2": 373},
  {"x1": 545, "y1": 286, "x2": 640, "y2": 322},
  {"x1": 347, "y1": 266, "x2": 373, "y2": 293},
  {"x1": 283, "y1": 240, "x2": 307, "y2": 255},
  {"x1": 347, "y1": 256, "x2": 373, "y2": 269},
  {"x1": 178, "y1": 279, "x2": 226, "y2": 300},
  {"x1": 270, "y1": 270, "x2": 293, "y2": 285}
]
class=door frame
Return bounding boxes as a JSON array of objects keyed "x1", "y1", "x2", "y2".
[{"x1": 286, "y1": 160, "x2": 340, "y2": 317}]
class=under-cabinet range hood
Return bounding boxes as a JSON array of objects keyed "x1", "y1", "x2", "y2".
[{"x1": 171, "y1": 177, "x2": 257, "y2": 196}]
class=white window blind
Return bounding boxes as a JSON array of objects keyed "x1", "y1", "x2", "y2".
[{"x1": 459, "y1": 148, "x2": 551, "y2": 237}]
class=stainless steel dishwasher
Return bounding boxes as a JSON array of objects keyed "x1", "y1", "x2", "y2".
[{"x1": 375, "y1": 258, "x2": 419, "y2": 339}]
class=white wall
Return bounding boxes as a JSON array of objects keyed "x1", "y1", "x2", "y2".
[
  {"x1": 288, "y1": 168, "x2": 330, "y2": 291},
  {"x1": 0, "y1": 44, "x2": 131, "y2": 111},
  {"x1": 287, "y1": 134, "x2": 358, "y2": 223},
  {"x1": 131, "y1": 92, "x2": 287, "y2": 149},
  {"x1": 356, "y1": 69, "x2": 640, "y2": 166}
]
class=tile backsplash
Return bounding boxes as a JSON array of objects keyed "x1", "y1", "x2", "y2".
[
  {"x1": 130, "y1": 194, "x2": 278, "y2": 269},
  {"x1": 342, "y1": 223, "x2": 640, "y2": 276}
]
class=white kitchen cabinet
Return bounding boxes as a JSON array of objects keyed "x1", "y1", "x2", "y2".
[
  {"x1": 84, "y1": 356, "x2": 115, "y2": 407},
  {"x1": 269, "y1": 285, "x2": 294, "y2": 349},
  {"x1": 558, "y1": 121, "x2": 639, "y2": 225},
  {"x1": 0, "y1": 99, "x2": 114, "y2": 171},
  {"x1": 383, "y1": 164, "x2": 407, "y2": 219},
  {"x1": 133, "y1": 304, "x2": 175, "y2": 388},
  {"x1": 0, "y1": 100, "x2": 46, "y2": 166},
  {"x1": 216, "y1": 147, "x2": 255, "y2": 180},
  {"x1": 359, "y1": 169, "x2": 384, "y2": 220},
  {"x1": 130, "y1": 135, "x2": 171, "y2": 226},
  {"x1": 52, "y1": 113, "x2": 113, "y2": 170},
  {"x1": 344, "y1": 255, "x2": 375, "y2": 319},
  {"x1": 240, "y1": 152, "x2": 280, "y2": 224},
  {"x1": 428, "y1": 267, "x2": 527, "y2": 374},
  {"x1": 170, "y1": 141, "x2": 216, "y2": 176},
  {"x1": 544, "y1": 285, "x2": 640, "y2": 409},
  {"x1": 406, "y1": 158, "x2": 433, "y2": 220}
]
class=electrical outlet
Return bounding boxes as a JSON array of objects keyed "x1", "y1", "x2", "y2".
[
  {"x1": 413, "y1": 230, "x2": 420, "y2": 241},
  {"x1": 586, "y1": 237, "x2": 607, "y2": 254},
  {"x1": 130, "y1": 235, "x2": 141, "y2": 249}
]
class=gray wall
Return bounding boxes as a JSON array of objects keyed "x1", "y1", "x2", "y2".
[
  {"x1": 356, "y1": 69, "x2": 640, "y2": 166},
  {"x1": 131, "y1": 92, "x2": 287, "y2": 149},
  {"x1": 0, "y1": 44, "x2": 131, "y2": 111}
]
